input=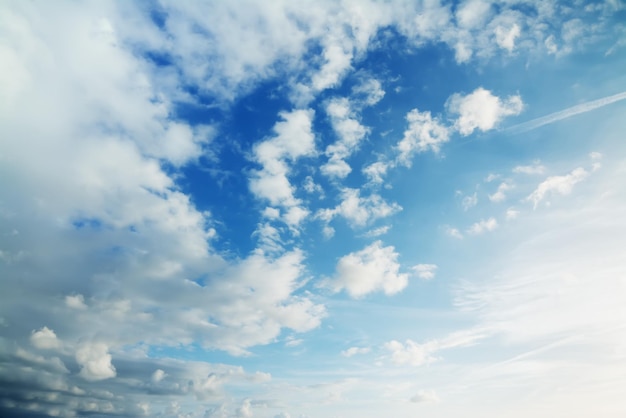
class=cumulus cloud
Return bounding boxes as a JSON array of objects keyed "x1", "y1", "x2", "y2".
[
  {"x1": 65, "y1": 294, "x2": 88, "y2": 310},
  {"x1": 76, "y1": 342, "x2": 117, "y2": 381},
  {"x1": 250, "y1": 109, "x2": 316, "y2": 210},
  {"x1": 327, "y1": 241, "x2": 409, "y2": 298},
  {"x1": 447, "y1": 88, "x2": 524, "y2": 135},
  {"x1": 495, "y1": 23, "x2": 521, "y2": 52},
  {"x1": 317, "y1": 188, "x2": 401, "y2": 228},
  {"x1": 397, "y1": 108, "x2": 450, "y2": 164},
  {"x1": 526, "y1": 167, "x2": 588, "y2": 208},
  {"x1": 30, "y1": 327, "x2": 62, "y2": 350},
  {"x1": 321, "y1": 98, "x2": 370, "y2": 179}
]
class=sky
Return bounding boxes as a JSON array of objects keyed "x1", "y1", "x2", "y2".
[{"x1": 1, "y1": 1, "x2": 626, "y2": 417}]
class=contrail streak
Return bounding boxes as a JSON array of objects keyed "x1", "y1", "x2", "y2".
[{"x1": 506, "y1": 90, "x2": 626, "y2": 134}]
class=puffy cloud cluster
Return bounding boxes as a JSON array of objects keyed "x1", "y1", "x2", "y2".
[
  {"x1": 447, "y1": 87, "x2": 523, "y2": 135},
  {"x1": 327, "y1": 241, "x2": 409, "y2": 298}
]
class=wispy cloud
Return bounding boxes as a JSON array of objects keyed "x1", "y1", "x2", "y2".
[{"x1": 507, "y1": 90, "x2": 626, "y2": 134}]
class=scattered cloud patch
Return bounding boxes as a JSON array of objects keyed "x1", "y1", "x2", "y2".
[
  {"x1": 317, "y1": 188, "x2": 401, "y2": 228},
  {"x1": 412, "y1": 264, "x2": 438, "y2": 280},
  {"x1": 327, "y1": 241, "x2": 409, "y2": 298},
  {"x1": 527, "y1": 167, "x2": 588, "y2": 208},
  {"x1": 447, "y1": 88, "x2": 524, "y2": 135},
  {"x1": 489, "y1": 181, "x2": 513, "y2": 202},
  {"x1": 397, "y1": 108, "x2": 450, "y2": 164},
  {"x1": 341, "y1": 346, "x2": 371, "y2": 357},
  {"x1": 513, "y1": 161, "x2": 546, "y2": 175},
  {"x1": 467, "y1": 217, "x2": 498, "y2": 235}
]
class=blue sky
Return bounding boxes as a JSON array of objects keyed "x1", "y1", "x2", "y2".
[{"x1": 1, "y1": 1, "x2": 626, "y2": 417}]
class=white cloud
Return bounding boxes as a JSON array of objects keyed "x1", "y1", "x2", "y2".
[
  {"x1": 363, "y1": 225, "x2": 392, "y2": 238},
  {"x1": 341, "y1": 346, "x2": 371, "y2": 357},
  {"x1": 235, "y1": 399, "x2": 253, "y2": 418},
  {"x1": 317, "y1": 188, "x2": 401, "y2": 228},
  {"x1": 321, "y1": 98, "x2": 369, "y2": 179},
  {"x1": 461, "y1": 192, "x2": 478, "y2": 210},
  {"x1": 327, "y1": 241, "x2": 409, "y2": 298},
  {"x1": 495, "y1": 23, "x2": 521, "y2": 52},
  {"x1": 467, "y1": 217, "x2": 498, "y2": 235},
  {"x1": 384, "y1": 329, "x2": 485, "y2": 366},
  {"x1": 396, "y1": 108, "x2": 450, "y2": 165},
  {"x1": 352, "y1": 77, "x2": 385, "y2": 106},
  {"x1": 76, "y1": 342, "x2": 116, "y2": 381},
  {"x1": 447, "y1": 88, "x2": 524, "y2": 135},
  {"x1": 507, "y1": 90, "x2": 626, "y2": 134},
  {"x1": 513, "y1": 161, "x2": 546, "y2": 175},
  {"x1": 410, "y1": 389, "x2": 440, "y2": 403},
  {"x1": 30, "y1": 327, "x2": 61, "y2": 350},
  {"x1": 65, "y1": 294, "x2": 87, "y2": 310},
  {"x1": 412, "y1": 264, "x2": 438, "y2": 280},
  {"x1": 444, "y1": 226, "x2": 464, "y2": 239},
  {"x1": 489, "y1": 181, "x2": 513, "y2": 202},
  {"x1": 506, "y1": 207, "x2": 519, "y2": 220},
  {"x1": 363, "y1": 161, "x2": 391, "y2": 185},
  {"x1": 151, "y1": 369, "x2": 166, "y2": 383},
  {"x1": 456, "y1": 0, "x2": 492, "y2": 29},
  {"x1": 250, "y1": 109, "x2": 316, "y2": 228},
  {"x1": 527, "y1": 167, "x2": 588, "y2": 208}
]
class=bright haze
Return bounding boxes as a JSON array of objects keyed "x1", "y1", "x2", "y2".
[{"x1": 1, "y1": 1, "x2": 626, "y2": 417}]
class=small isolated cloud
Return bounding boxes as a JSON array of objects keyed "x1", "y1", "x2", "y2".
[
  {"x1": 352, "y1": 77, "x2": 385, "y2": 106},
  {"x1": 489, "y1": 181, "x2": 513, "y2": 202},
  {"x1": 397, "y1": 108, "x2": 450, "y2": 164},
  {"x1": 467, "y1": 217, "x2": 498, "y2": 235},
  {"x1": 384, "y1": 329, "x2": 485, "y2": 367},
  {"x1": 30, "y1": 327, "x2": 61, "y2": 350},
  {"x1": 527, "y1": 167, "x2": 588, "y2": 208},
  {"x1": 506, "y1": 207, "x2": 519, "y2": 220},
  {"x1": 327, "y1": 241, "x2": 409, "y2": 298},
  {"x1": 363, "y1": 225, "x2": 392, "y2": 238},
  {"x1": 341, "y1": 346, "x2": 371, "y2": 357},
  {"x1": 513, "y1": 160, "x2": 546, "y2": 175},
  {"x1": 412, "y1": 264, "x2": 438, "y2": 280},
  {"x1": 285, "y1": 336, "x2": 304, "y2": 347},
  {"x1": 444, "y1": 226, "x2": 464, "y2": 239},
  {"x1": 447, "y1": 87, "x2": 524, "y2": 135},
  {"x1": 590, "y1": 151, "x2": 603, "y2": 171},
  {"x1": 76, "y1": 342, "x2": 116, "y2": 381},
  {"x1": 485, "y1": 173, "x2": 500, "y2": 182},
  {"x1": 410, "y1": 389, "x2": 441, "y2": 404},
  {"x1": 461, "y1": 192, "x2": 478, "y2": 210}
]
